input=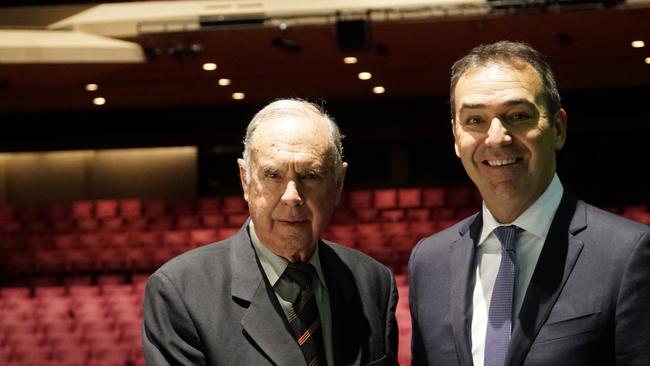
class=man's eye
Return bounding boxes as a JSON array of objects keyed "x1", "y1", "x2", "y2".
[
  {"x1": 510, "y1": 112, "x2": 530, "y2": 121},
  {"x1": 264, "y1": 171, "x2": 279, "y2": 179},
  {"x1": 465, "y1": 116, "x2": 482, "y2": 125},
  {"x1": 301, "y1": 171, "x2": 319, "y2": 180}
]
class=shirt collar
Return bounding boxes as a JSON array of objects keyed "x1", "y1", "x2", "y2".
[
  {"x1": 479, "y1": 173, "x2": 564, "y2": 245},
  {"x1": 249, "y1": 221, "x2": 326, "y2": 288}
]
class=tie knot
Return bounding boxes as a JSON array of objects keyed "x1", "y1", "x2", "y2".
[
  {"x1": 493, "y1": 225, "x2": 522, "y2": 251},
  {"x1": 283, "y1": 262, "x2": 315, "y2": 289}
]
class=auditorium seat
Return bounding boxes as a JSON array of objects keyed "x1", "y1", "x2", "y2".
[
  {"x1": 34, "y1": 286, "x2": 67, "y2": 298},
  {"x1": 398, "y1": 188, "x2": 422, "y2": 208},
  {"x1": 380, "y1": 209, "x2": 405, "y2": 222},
  {"x1": 1, "y1": 286, "x2": 32, "y2": 298},
  {"x1": 68, "y1": 284, "x2": 101, "y2": 298},
  {"x1": 406, "y1": 208, "x2": 430, "y2": 221},
  {"x1": 190, "y1": 228, "x2": 219, "y2": 247},
  {"x1": 99, "y1": 217, "x2": 124, "y2": 232},
  {"x1": 72, "y1": 201, "x2": 94, "y2": 219},
  {"x1": 143, "y1": 199, "x2": 167, "y2": 218},
  {"x1": 197, "y1": 197, "x2": 221, "y2": 213},
  {"x1": 95, "y1": 200, "x2": 118, "y2": 219},
  {"x1": 176, "y1": 214, "x2": 200, "y2": 230},
  {"x1": 423, "y1": 187, "x2": 445, "y2": 207},
  {"x1": 169, "y1": 199, "x2": 194, "y2": 216},
  {"x1": 348, "y1": 190, "x2": 372, "y2": 209},
  {"x1": 51, "y1": 345, "x2": 89, "y2": 366},
  {"x1": 96, "y1": 249, "x2": 127, "y2": 271},
  {"x1": 119, "y1": 199, "x2": 142, "y2": 219},
  {"x1": 201, "y1": 213, "x2": 226, "y2": 228},
  {"x1": 374, "y1": 189, "x2": 397, "y2": 209},
  {"x1": 222, "y1": 195, "x2": 246, "y2": 213},
  {"x1": 226, "y1": 213, "x2": 248, "y2": 227},
  {"x1": 126, "y1": 247, "x2": 154, "y2": 271},
  {"x1": 354, "y1": 208, "x2": 379, "y2": 222}
]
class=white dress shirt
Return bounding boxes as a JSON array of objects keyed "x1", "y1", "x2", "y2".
[
  {"x1": 249, "y1": 222, "x2": 333, "y2": 366},
  {"x1": 471, "y1": 174, "x2": 563, "y2": 366}
]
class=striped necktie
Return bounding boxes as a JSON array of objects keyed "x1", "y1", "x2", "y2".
[
  {"x1": 485, "y1": 225, "x2": 522, "y2": 366},
  {"x1": 275, "y1": 262, "x2": 326, "y2": 366}
]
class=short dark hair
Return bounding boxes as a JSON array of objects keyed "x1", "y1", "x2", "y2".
[{"x1": 449, "y1": 40, "x2": 561, "y2": 120}]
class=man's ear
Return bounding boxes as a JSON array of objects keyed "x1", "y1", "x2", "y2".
[
  {"x1": 335, "y1": 162, "x2": 348, "y2": 205},
  {"x1": 451, "y1": 119, "x2": 461, "y2": 158},
  {"x1": 553, "y1": 108, "x2": 568, "y2": 151},
  {"x1": 237, "y1": 158, "x2": 249, "y2": 202}
]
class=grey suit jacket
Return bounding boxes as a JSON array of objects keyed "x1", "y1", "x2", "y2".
[
  {"x1": 409, "y1": 192, "x2": 650, "y2": 366},
  {"x1": 142, "y1": 223, "x2": 398, "y2": 366}
]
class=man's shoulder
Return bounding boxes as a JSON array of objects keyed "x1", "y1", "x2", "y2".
[
  {"x1": 321, "y1": 239, "x2": 392, "y2": 277},
  {"x1": 151, "y1": 236, "x2": 235, "y2": 282},
  {"x1": 418, "y1": 213, "x2": 477, "y2": 248},
  {"x1": 578, "y1": 200, "x2": 650, "y2": 243}
]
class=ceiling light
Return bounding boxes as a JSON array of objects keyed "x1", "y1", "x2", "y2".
[
  {"x1": 372, "y1": 86, "x2": 385, "y2": 94},
  {"x1": 645, "y1": 57, "x2": 650, "y2": 64},
  {"x1": 631, "y1": 40, "x2": 645, "y2": 48},
  {"x1": 85, "y1": 83, "x2": 98, "y2": 91},
  {"x1": 357, "y1": 72, "x2": 372, "y2": 80},
  {"x1": 343, "y1": 57, "x2": 358, "y2": 64},
  {"x1": 218, "y1": 78, "x2": 231, "y2": 86},
  {"x1": 202, "y1": 63, "x2": 217, "y2": 71},
  {"x1": 232, "y1": 92, "x2": 245, "y2": 100},
  {"x1": 93, "y1": 97, "x2": 105, "y2": 106}
]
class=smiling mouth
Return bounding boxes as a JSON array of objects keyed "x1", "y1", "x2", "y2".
[{"x1": 484, "y1": 158, "x2": 521, "y2": 167}]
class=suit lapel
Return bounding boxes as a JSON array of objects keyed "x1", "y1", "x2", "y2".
[
  {"x1": 230, "y1": 223, "x2": 305, "y2": 366},
  {"x1": 450, "y1": 214, "x2": 481, "y2": 366},
  {"x1": 506, "y1": 193, "x2": 585, "y2": 365},
  {"x1": 319, "y1": 242, "x2": 366, "y2": 366}
]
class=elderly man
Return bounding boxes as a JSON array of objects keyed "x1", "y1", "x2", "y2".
[
  {"x1": 409, "y1": 41, "x2": 650, "y2": 366},
  {"x1": 143, "y1": 99, "x2": 398, "y2": 366}
]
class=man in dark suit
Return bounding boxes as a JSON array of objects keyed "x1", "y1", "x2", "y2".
[
  {"x1": 409, "y1": 41, "x2": 650, "y2": 366},
  {"x1": 143, "y1": 99, "x2": 398, "y2": 366}
]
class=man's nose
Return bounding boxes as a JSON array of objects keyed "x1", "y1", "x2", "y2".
[
  {"x1": 484, "y1": 117, "x2": 513, "y2": 146},
  {"x1": 281, "y1": 180, "x2": 303, "y2": 206}
]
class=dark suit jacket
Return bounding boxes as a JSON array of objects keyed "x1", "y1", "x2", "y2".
[
  {"x1": 409, "y1": 192, "x2": 650, "y2": 366},
  {"x1": 143, "y1": 223, "x2": 399, "y2": 366}
]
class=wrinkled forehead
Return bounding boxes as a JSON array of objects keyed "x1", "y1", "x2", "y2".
[{"x1": 250, "y1": 115, "x2": 334, "y2": 162}]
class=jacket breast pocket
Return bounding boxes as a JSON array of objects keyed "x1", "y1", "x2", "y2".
[{"x1": 535, "y1": 311, "x2": 600, "y2": 343}]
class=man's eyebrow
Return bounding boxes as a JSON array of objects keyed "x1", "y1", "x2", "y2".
[{"x1": 458, "y1": 99, "x2": 536, "y2": 113}]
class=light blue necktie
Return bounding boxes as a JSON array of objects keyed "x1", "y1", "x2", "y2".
[{"x1": 485, "y1": 225, "x2": 522, "y2": 366}]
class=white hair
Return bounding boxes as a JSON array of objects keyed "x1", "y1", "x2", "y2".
[{"x1": 240, "y1": 98, "x2": 344, "y2": 183}]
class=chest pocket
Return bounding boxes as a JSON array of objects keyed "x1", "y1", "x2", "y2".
[{"x1": 535, "y1": 312, "x2": 600, "y2": 343}]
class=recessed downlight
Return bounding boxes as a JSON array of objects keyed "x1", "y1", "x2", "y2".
[
  {"x1": 631, "y1": 40, "x2": 645, "y2": 48},
  {"x1": 202, "y1": 63, "x2": 218, "y2": 71},
  {"x1": 218, "y1": 78, "x2": 231, "y2": 86},
  {"x1": 85, "y1": 83, "x2": 98, "y2": 92},
  {"x1": 343, "y1": 57, "x2": 358, "y2": 64},
  {"x1": 93, "y1": 97, "x2": 106, "y2": 106},
  {"x1": 372, "y1": 86, "x2": 385, "y2": 94},
  {"x1": 232, "y1": 92, "x2": 245, "y2": 100},
  {"x1": 358, "y1": 72, "x2": 372, "y2": 80}
]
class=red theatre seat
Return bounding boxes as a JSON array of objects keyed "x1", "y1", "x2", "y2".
[
  {"x1": 398, "y1": 188, "x2": 422, "y2": 208},
  {"x1": 95, "y1": 200, "x2": 118, "y2": 219},
  {"x1": 348, "y1": 190, "x2": 372, "y2": 209},
  {"x1": 119, "y1": 199, "x2": 142, "y2": 219},
  {"x1": 374, "y1": 189, "x2": 397, "y2": 209},
  {"x1": 72, "y1": 201, "x2": 94, "y2": 219}
]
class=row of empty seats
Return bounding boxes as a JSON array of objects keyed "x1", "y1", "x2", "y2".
[
  {"x1": 0, "y1": 274, "x2": 411, "y2": 366},
  {"x1": 0, "y1": 280, "x2": 146, "y2": 366}
]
